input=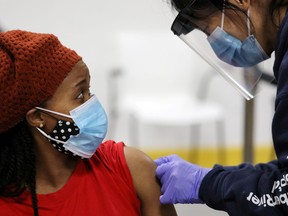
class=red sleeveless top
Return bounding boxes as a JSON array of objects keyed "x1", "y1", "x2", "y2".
[{"x1": 0, "y1": 141, "x2": 141, "y2": 216}]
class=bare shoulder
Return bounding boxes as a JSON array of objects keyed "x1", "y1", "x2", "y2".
[
  {"x1": 124, "y1": 145, "x2": 156, "y2": 175},
  {"x1": 124, "y1": 146, "x2": 177, "y2": 216}
]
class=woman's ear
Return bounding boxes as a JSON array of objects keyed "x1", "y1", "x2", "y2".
[
  {"x1": 26, "y1": 108, "x2": 45, "y2": 128},
  {"x1": 228, "y1": 0, "x2": 250, "y2": 10}
]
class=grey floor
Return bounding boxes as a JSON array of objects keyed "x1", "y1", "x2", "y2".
[{"x1": 175, "y1": 204, "x2": 228, "y2": 216}]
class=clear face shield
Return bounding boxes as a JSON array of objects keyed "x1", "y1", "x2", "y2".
[{"x1": 171, "y1": 0, "x2": 273, "y2": 100}]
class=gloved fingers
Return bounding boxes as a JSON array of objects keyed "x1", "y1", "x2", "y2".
[
  {"x1": 155, "y1": 163, "x2": 165, "y2": 179},
  {"x1": 155, "y1": 161, "x2": 176, "y2": 180},
  {"x1": 154, "y1": 154, "x2": 179, "y2": 166},
  {"x1": 160, "y1": 194, "x2": 172, "y2": 204},
  {"x1": 155, "y1": 164, "x2": 174, "y2": 193},
  {"x1": 159, "y1": 174, "x2": 177, "y2": 204}
]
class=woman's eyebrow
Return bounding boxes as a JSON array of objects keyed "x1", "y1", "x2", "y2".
[
  {"x1": 75, "y1": 78, "x2": 86, "y2": 87},
  {"x1": 72, "y1": 66, "x2": 90, "y2": 88}
]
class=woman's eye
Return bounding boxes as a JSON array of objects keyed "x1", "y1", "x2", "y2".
[{"x1": 77, "y1": 92, "x2": 84, "y2": 99}]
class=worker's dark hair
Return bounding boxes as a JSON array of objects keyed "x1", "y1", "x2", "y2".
[
  {"x1": 169, "y1": 0, "x2": 288, "y2": 28},
  {"x1": 0, "y1": 121, "x2": 39, "y2": 216},
  {"x1": 270, "y1": 0, "x2": 288, "y2": 27}
]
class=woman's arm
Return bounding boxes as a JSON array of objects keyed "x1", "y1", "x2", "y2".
[{"x1": 124, "y1": 146, "x2": 177, "y2": 216}]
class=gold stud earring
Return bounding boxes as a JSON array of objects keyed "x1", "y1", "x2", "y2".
[{"x1": 39, "y1": 123, "x2": 44, "y2": 128}]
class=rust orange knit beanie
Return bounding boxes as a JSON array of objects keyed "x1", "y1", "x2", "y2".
[{"x1": 0, "y1": 30, "x2": 82, "y2": 133}]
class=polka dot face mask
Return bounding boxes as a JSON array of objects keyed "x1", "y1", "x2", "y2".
[
  {"x1": 36, "y1": 95, "x2": 108, "y2": 158},
  {"x1": 45, "y1": 120, "x2": 80, "y2": 156}
]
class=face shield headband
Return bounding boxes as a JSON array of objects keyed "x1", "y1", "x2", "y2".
[{"x1": 171, "y1": 0, "x2": 272, "y2": 100}]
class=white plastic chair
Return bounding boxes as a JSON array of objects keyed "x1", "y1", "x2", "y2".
[{"x1": 110, "y1": 32, "x2": 226, "y2": 163}]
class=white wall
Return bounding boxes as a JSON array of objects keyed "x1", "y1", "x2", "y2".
[{"x1": 0, "y1": 0, "x2": 276, "y2": 151}]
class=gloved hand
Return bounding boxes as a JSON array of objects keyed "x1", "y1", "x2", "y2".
[{"x1": 155, "y1": 154, "x2": 211, "y2": 204}]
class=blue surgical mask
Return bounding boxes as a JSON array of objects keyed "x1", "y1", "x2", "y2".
[
  {"x1": 36, "y1": 95, "x2": 108, "y2": 159},
  {"x1": 207, "y1": 9, "x2": 269, "y2": 67}
]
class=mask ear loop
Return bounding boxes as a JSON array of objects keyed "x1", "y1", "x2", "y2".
[
  {"x1": 221, "y1": 0, "x2": 226, "y2": 29},
  {"x1": 35, "y1": 107, "x2": 74, "y2": 119},
  {"x1": 247, "y1": 9, "x2": 251, "y2": 36},
  {"x1": 36, "y1": 127, "x2": 66, "y2": 144},
  {"x1": 35, "y1": 107, "x2": 75, "y2": 144}
]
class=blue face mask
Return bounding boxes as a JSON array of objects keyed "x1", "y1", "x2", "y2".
[
  {"x1": 207, "y1": 10, "x2": 269, "y2": 67},
  {"x1": 36, "y1": 95, "x2": 108, "y2": 159}
]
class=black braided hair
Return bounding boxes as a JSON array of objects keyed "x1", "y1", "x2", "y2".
[{"x1": 0, "y1": 121, "x2": 39, "y2": 216}]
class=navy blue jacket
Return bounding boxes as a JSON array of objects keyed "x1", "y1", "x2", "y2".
[{"x1": 199, "y1": 10, "x2": 288, "y2": 216}]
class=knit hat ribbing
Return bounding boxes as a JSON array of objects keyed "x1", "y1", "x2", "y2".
[{"x1": 0, "y1": 30, "x2": 82, "y2": 133}]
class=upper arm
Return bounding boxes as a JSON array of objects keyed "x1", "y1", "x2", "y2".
[{"x1": 124, "y1": 146, "x2": 177, "y2": 216}]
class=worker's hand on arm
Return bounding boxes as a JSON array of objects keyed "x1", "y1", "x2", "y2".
[{"x1": 155, "y1": 154, "x2": 211, "y2": 204}]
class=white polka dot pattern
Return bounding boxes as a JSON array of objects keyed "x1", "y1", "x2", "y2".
[{"x1": 48, "y1": 119, "x2": 80, "y2": 156}]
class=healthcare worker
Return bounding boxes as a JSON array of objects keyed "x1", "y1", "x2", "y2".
[{"x1": 155, "y1": 0, "x2": 288, "y2": 215}]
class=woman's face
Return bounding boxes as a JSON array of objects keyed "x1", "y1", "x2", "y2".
[
  {"x1": 45, "y1": 60, "x2": 91, "y2": 114},
  {"x1": 38, "y1": 60, "x2": 91, "y2": 133}
]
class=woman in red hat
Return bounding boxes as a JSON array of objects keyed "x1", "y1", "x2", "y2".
[{"x1": 0, "y1": 30, "x2": 177, "y2": 216}]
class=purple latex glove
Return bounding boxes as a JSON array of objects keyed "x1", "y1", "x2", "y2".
[{"x1": 155, "y1": 154, "x2": 211, "y2": 204}]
